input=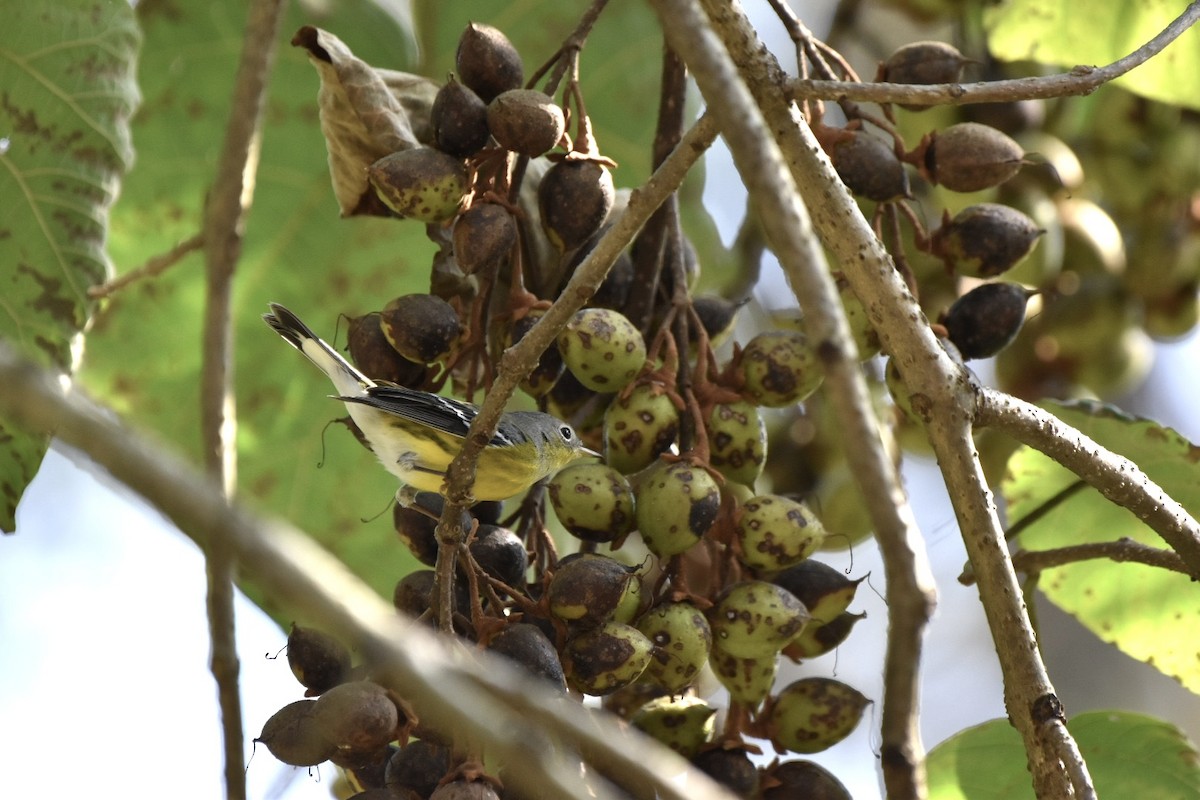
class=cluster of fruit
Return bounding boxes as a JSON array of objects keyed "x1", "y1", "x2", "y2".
[
  {"x1": 257, "y1": 16, "x2": 886, "y2": 799},
  {"x1": 262, "y1": 5, "x2": 1200, "y2": 795}
]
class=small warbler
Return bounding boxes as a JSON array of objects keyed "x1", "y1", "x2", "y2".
[{"x1": 264, "y1": 303, "x2": 597, "y2": 500}]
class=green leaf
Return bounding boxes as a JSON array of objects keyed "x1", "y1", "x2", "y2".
[
  {"x1": 1002, "y1": 400, "x2": 1200, "y2": 693},
  {"x1": 984, "y1": 0, "x2": 1200, "y2": 110},
  {"x1": 928, "y1": 711, "x2": 1200, "y2": 799},
  {"x1": 0, "y1": 0, "x2": 140, "y2": 532}
]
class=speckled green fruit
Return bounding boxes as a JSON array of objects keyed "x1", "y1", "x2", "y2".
[
  {"x1": 563, "y1": 622, "x2": 654, "y2": 696},
  {"x1": 766, "y1": 677, "x2": 870, "y2": 754},
  {"x1": 735, "y1": 494, "x2": 826, "y2": 573},
  {"x1": 636, "y1": 602, "x2": 712, "y2": 693},
  {"x1": 709, "y1": 580, "x2": 810, "y2": 659},
  {"x1": 548, "y1": 463, "x2": 635, "y2": 543},
  {"x1": 634, "y1": 460, "x2": 721, "y2": 558},
  {"x1": 548, "y1": 553, "x2": 641, "y2": 627},
  {"x1": 741, "y1": 330, "x2": 823, "y2": 407},
  {"x1": 707, "y1": 400, "x2": 767, "y2": 486},
  {"x1": 558, "y1": 308, "x2": 646, "y2": 392},
  {"x1": 603, "y1": 383, "x2": 680, "y2": 474},
  {"x1": 709, "y1": 645, "x2": 777, "y2": 708},
  {"x1": 631, "y1": 695, "x2": 716, "y2": 758},
  {"x1": 368, "y1": 147, "x2": 469, "y2": 223}
]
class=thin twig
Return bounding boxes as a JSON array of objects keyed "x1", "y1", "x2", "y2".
[
  {"x1": 0, "y1": 340, "x2": 741, "y2": 800},
  {"x1": 690, "y1": 2, "x2": 938, "y2": 797},
  {"x1": 960, "y1": 538, "x2": 1190, "y2": 585},
  {"x1": 791, "y1": 1, "x2": 1200, "y2": 106},
  {"x1": 198, "y1": 0, "x2": 287, "y2": 797},
  {"x1": 88, "y1": 233, "x2": 204, "y2": 298},
  {"x1": 974, "y1": 388, "x2": 1200, "y2": 579}
]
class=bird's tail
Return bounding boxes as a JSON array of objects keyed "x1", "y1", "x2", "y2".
[{"x1": 263, "y1": 303, "x2": 372, "y2": 397}]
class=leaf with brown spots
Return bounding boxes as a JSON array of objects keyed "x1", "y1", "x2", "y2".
[
  {"x1": 1003, "y1": 399, "x2": 1200, "y2": 692},
  {"x1": 0, "y1": 1, "x2": 140, "y2": 531}
]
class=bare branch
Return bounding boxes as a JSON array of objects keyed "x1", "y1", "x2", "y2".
[
  {"x1": 675, "y1": 2, "x2": 937, "y2": 798},
  {"x1": 974, "y1": 387, "x2": 1200, "y2": 579},
  {"x1": 960, "y1": 538, "x2": 1190, "y2": 585},
  {"x1": 791, "y1": 1, "x2": 1200, "y2": 106},
  {"x1": 0, "y1": 340, "x2": 742, "y2": 800},
  {"x1": 198, "y1": 1, "x2": 288, "y2": 796},
  {"x1": 88, "y1": 233, "x2": 204, "y2": 299}
]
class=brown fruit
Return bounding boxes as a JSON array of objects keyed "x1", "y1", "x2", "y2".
[
  {"x1": 923, "y1": 122, "x2": 1024, "y2": 193},
  {"x1": 831, "y1": 131, "x2": 911, "y2": 201},
  {"x1": 432, "y1": 74, "x2": 490, "y2": 158},
  {"x1": 347, "y1": 312, "x2": 427, "y2": 388},
  {"x1": 930, "y1": 203, "x2": 1043, "y2": 278},
  {"x1": 456, "y1": 22, "x2": 523, "y2": 103},
  {"x1": 379, "y1": 294, "x2": 462, "y2": 364},
  {"x1": 487, "y1": 89, "x2": 565, "y2": 157},
  {"x1": 942, "y1": 282, "x2": 1035, "y2": 360},
  {"x1": 453, "y1": 203, "x2": 516, "y2": 274},
  {"x1": 287, "y1": 624, "x2": 351, "y2": 697},
  {"x1": 538, "y1": 159, "x2": 615, "y2": 251},
  {"x1": 256, "y1": 699, "x2": 335, "y2": 767},
  {"x1": 312, "y1": 680, "x2": 401, "y2": 754},
  {"x1": 881, "y1": 41, "x2": 970, "y2": 111}
]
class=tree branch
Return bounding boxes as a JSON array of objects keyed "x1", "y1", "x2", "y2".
[
  {"x1": 960, "y1": 538, "x2": 1190, "y2": 585},
  {"x1": 790, "y1": 1, "x2": 1200, "y2": 106},
  {"x1": 676, "y1": 3, "x2": 937, "y2": 798},
  {"x1": 974, "y1": 388, "x2": 1200, "y2": 578},
  {"x1": 198, "y1": 1, "x2": 288, "y2": 796},
  {"x1": 0, "y1": 340, "x2": 741, "y2": 800}
]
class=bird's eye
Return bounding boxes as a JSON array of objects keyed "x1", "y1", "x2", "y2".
[{"x1": 559, "y1": 424, "x2": 574, "y2": 442}]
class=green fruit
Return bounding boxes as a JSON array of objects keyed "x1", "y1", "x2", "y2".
[
  {"x1": 707, "y1": 400, "x2": 768, "y2": 487},
  {"x1": 709, "y1": 580, "x2": 810, "y2": 659},
  {"x1": 836, "y1": 275, "x2": 881, "y2": 360},
  {"x1": 563, "y1": 622, "x2": 654, "y2": 695},
  {"x1": 634, "y1": 460, "x2": 721, "y2": 558},
  {"x1": 740, "y1": 330, "x2": 823, "y2": 407},
  {"x1": 548, "y1": 462, "x2": 635, "y2": 543},
  {"x1": 368, "y1": 147, "x2": 469, "y2": 223},
  {"x1": 558, "y1": 308, "x2": 647, "y2": 392},
  {"x1": 812, "y1": 462, "x2": 876, "y2": 550},
  {"x1": 771, "y1": 559, "x2": 863, "y2": 624},
  {"x1": 767, "y1": 677, "x2": 870, "y2": 754},
  {"x1": 783, "y1": 611, "x2": 866, "y2": 660},
  {"x1": 709, "y1": 644, "x2": 777, "y2": 708},
  {"x1": 635, "y1": 602, "x2": 712, "y2": 693},
  {"x1": 547, "y1": 553, "x2": 642, "y2": 627},
  {"x1": 630, "y1": 695, "x2": 716, "y2": 758},
  {"x1": 603, "y1": 383, "x2": 680, "y2": 474},
  {"x1": 734, "y1": 494, "x2": 826, "y2": 574}
]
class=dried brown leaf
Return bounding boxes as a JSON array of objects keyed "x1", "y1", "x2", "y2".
[{"x1": 292, "y1": 26, "x2": 439, "y2": 216}]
